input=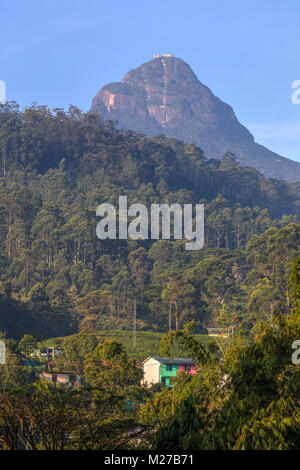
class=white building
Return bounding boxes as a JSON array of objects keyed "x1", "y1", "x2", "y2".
[{"x1": 153, "y1": 54, "x2": 173, "y2": 59}]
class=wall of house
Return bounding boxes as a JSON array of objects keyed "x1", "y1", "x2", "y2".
[
  {"x1": 142, "y1": 358, "x2": 160, "y2": 385},
  {"x1": 143, "y1": 359, "x2": 197, "y2": 387},
  {"x1": 178, "y1": 364, "x2": 197, "y2": 375},
  {"x1": 40, "y1": 372, "x2": 54, "y2": 382},
  {"x1": 56, "y1": 373, "x2": 69, "y2": 384},
  {"x1": 160, "y1": 363, "x2": 179, "y2": 387}
]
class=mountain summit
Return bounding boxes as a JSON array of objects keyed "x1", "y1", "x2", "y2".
[{"x1": 91, "y1": 55, "x2": 300, "y2": 182}]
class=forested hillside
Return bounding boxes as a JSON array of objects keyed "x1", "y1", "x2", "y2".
[{"x1": 0, "y1": 103, "x2": 299, "y2": 339}]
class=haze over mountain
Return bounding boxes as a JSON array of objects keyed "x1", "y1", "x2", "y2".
[{"x1": 91, "y1": 55, "x2": 300, "y2": 182}]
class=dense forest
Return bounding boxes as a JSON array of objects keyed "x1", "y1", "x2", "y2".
[{"x1": 0, "y1": 103, "x2": 299, "y2": 339}]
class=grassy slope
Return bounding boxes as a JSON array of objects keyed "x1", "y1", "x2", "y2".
[{"x1": 42, "y1": 330, "x2": 213, "y2": 360}]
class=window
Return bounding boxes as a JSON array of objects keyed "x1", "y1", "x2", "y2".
[
  {"x1": 161, "y1": 377, "x2": 166, "y2": 384},
  {"x1": 166, "y1": 364, "x2": 173, "y2": 371},
  {"x1": 184, "y1": 364, "x2": 191, "y2": 371}
]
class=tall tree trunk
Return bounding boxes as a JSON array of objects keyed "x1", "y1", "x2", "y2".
[
  {"x1": 110, "y1": 296, "x2": 114, "y2": 317},
  {"x1": 117, "y1": 291, "x2": 120, "y2": 317},
  {"x1": 175, "y1": 301, "x2": 178, "y2": 330},
  {"x1": 169, "y1": 302, "x2": 172, "y2": 331}
]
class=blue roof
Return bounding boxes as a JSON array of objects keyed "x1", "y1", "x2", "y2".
[{"x1": 146, "y1": 357, "x2": 196, "y2": 365}]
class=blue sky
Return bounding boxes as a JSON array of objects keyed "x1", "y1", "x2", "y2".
[{"x1": 1, "y1": 0, "x2": 300, "y2": 162}]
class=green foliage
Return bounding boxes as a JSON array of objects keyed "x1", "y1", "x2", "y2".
[
  {"x1": 84, "y1": 338, "x2": 142, "y2": 392},
  {"x1": 160, "y1": 323, "x2": 211, "y2": 365},
  {"x1": 54, "y1": 331, "x2": 99, "y2": 374},
  {"x1": 0, "y1": 380, "x2": 140, "y2": 450},
  {"x1": 140, "y1": 267, "x2": 300, "y2": 450},
  {"x1": 142, "y1": 320, "x2": 300, "y2": 449},
  {"x1": 18, "y1": 334, "x2": 39, "y2": 352},
  {"x1": 46, "y1": 329, "x2": 212, "y2": 361},
  {"x1": 0, "y1": 102, "x2": 299, "y2": 450},
  {"x1": 289, "y1": 255, "x2": 300, "y2": 313},
  {"x1": 0, "y1": 104, "x2": 299, "y2": 339},
  {"x1": 0, "y1": 333, "x2": 33, "y2": 391}
]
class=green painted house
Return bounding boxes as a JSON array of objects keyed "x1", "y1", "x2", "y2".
[{"x1": 141, "y1": 357, "x2": 197, "y2": 387}]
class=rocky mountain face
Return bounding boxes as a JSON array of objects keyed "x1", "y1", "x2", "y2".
[{"x1": 91, "y1": 55, "x2": 300, "y2": 182}]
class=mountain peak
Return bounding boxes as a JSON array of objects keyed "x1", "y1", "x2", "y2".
[{"x1": 91, "y1": 57, "x2": 300, "y2": 182}]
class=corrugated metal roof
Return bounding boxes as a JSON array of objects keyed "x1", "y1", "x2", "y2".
[{"x1": 144, "y1": 357, "x2": 196, "y2": 365}]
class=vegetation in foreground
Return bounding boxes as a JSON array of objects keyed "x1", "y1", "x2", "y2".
[{"x1": 0, "y1": 257, "x2": 299, "y2": 450}]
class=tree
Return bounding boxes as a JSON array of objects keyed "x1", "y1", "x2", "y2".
[
  {"x1": 18, "y1": 334, "x2": 38, "y2": 352},
  {"x1": 161, "y1": 279, "x2": 180, "y2": 330},
  {"x1": 84, "y1": 338, "x2": 142, "y2": 394}
]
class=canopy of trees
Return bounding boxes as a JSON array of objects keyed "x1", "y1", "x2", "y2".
[{"x1": 0, "y1": 103, "x2": 299, "y2": 338}]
